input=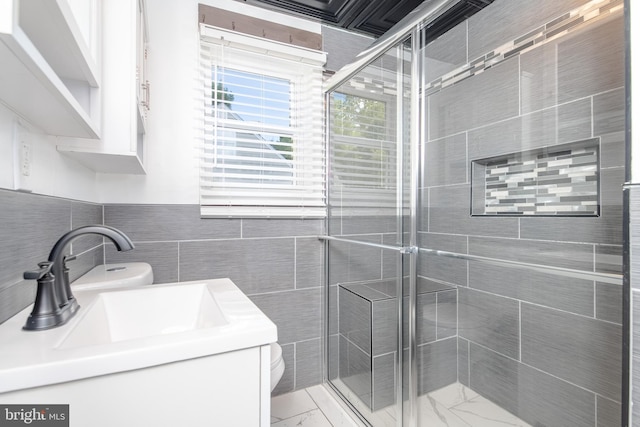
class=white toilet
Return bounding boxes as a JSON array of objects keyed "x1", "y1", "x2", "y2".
[
  {"x1": 73, "y1": 263, "x2": 285, "y2": 391},
  {"x1": 270, "y1": 342, "x2": 285, "y2": 391},
  {"x1": 72, "y1": 262, "x2": 154, "y2": 290}
]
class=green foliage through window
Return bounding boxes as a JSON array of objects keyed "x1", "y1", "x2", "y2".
[
  {"x1": 332, "y1": 93, "x2": 386, "y2": 140},
  {"x1": 213, "y1": 82, "x2": 234, "y2": 107}
]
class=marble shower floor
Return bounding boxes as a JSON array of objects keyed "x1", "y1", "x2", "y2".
[
  {"x1": 272, "y1": 382, "x2": 532, "y2": 426},
  {"x1": 271, "y1": 384, "x2": 363, "y2": 426}
]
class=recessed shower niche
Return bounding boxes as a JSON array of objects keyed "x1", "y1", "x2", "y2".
[{"x1": 471, "y1": 139, "x2": 600, "y2": 216}]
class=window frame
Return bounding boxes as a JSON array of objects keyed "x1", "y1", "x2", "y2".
[{"x1": 199, "y1": 24, "x2": 327, "y2": 218}]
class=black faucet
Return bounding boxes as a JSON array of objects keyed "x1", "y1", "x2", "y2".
[{"x1": 23, "y1": 225, "x2": 135, "y2": 331}]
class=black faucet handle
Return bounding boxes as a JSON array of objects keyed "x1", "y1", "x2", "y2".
[
  {"x1": 24, "y1": 261, "x2": 53, "y2": 281},
  {"x1": 63, "y1": 255, "x2": 77, "y2": 265}
]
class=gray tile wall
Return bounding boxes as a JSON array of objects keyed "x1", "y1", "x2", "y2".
[
  {"x1": 422, "y1": 1, "x2": 625, "y2": 425},
  {"x1": 326, "y1": 2, "x2": 627, "y2": 423},
  {"x1": 0, "y1": 189, "x2": 104, "y2": 325},
  {"x1": 417, "y1": 337, "x2": 457, "y2": 395},
  {"x1": 0, "y1": 197, "x2": 324, "y2": 397},
  {"x1": 331, "y1": 230, "x2": 459, "y2": 410},
  {"x1": 630, "y1": 187, "x2": 640, "y2": 427},
  {"x1": 321, "y1": 25, "x2": 374, "y2": 73},
  {"x1": 466, "y1": 0, "x2": 589, "y2": 60},
  {"x1": 103, "y1": 204, "x2": 324, "y2": 396},
  {"x1": 469, "y1": 343, "x2": 596, "y2": 427}
]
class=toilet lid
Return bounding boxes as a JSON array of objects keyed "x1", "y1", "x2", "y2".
[{"x1": 270, "y1": 343, "x2": 282, "y2": 369}]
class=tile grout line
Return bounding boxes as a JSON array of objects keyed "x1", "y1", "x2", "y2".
[
  {"x1": 461, "y1": 285, "x2": 622, "y2": 326},
  {"x1": 467, "y1": 339, "x2": 620, "y2": 404}
]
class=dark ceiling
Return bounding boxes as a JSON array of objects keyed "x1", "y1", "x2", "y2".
[{"x1": 239, "y1": 0, "x2": 494, "y2": 38}]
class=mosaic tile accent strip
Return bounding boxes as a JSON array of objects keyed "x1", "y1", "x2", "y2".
[
  {"x1": 422, "y1": 0, "x2": 623, "y2": 96},
  {"x1": 343, "y1": 0, "x2": 622, "y2": 98},
  {"x1": 471, "y1": 139, "x2": 600, "y2": 216}
]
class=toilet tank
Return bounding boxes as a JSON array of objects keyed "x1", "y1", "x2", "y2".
[{"x1": 72, "y1": 262, "x2": 154, "y2": 291}]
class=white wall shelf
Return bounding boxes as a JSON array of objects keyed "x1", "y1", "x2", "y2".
[
  {"x1": 55, "y1": 148, "x2": 146, "y2": 175},
  {"x1": 0, "y1": 0, "x2": 100, "y2": 138}
]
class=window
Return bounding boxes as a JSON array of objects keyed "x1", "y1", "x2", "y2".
[{"x1": 199, "y1": 25, "x2": 326, "y2": 217}]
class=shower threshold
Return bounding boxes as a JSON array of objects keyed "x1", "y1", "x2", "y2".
[{"x1": 331, "y1": 380, "x2": 532, "y2": 426}]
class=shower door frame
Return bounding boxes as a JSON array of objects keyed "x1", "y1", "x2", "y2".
[
  {"x1": 321, "y1": 1, "x2": 462, "y2": 425},
  {"x1": 322, "y1": 1, "x2": 629, "y2": 426}
]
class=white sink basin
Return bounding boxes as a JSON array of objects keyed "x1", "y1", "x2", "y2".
[
  {"x1": 0, "y1": 278, "x2": 277, "y2": 394},
  {"x1": 59, "y1": 283, "x2": 228, "y2": 349}
]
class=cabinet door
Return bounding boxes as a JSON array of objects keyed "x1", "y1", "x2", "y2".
[
  {"x1": 56, "y1": 0, "x2": 147, "y2": 174},
  {"x1": 0, "y1": 0, "x2": 101, "y2": 138},
  {"x1": 136, "y1": 0, "x2": 149, "y2": 127}
]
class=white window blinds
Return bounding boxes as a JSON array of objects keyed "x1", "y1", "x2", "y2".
[{"x1": 199, "y1": 25, "x2": 326, "y2": 218}]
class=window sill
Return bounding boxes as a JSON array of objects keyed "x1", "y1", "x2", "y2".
[{"x1": 200, "y1": 205, "x2": 326, "y2": 219}]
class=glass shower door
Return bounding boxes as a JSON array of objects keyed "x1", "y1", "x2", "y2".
[
  {"x1": 325, "y1": 36, "x2": 414, "y2": 427},
  {"x1": 324, "y1": 1, "x2": 625, "y2": 426},
  {"x1": 415, "y1": 1, "x2": 625, "y2": 425}
]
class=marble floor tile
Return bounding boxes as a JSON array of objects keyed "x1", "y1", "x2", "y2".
[
  {"x1": 271, "y1": 389, "x2": 318, "y2": 422},
  {"x1": 428, "y1": 383, "x2": 479, "y2": 408},
  {"x1": 306, "y1": 385, "x2": 365, "y2": 427},
  {"x1": 271, "y1": 409, "x2": 334, "y2": 427},
  {"x1": 450, "y1": 397, "x2": 533, "y2": 427},
  {"x1": 272, "y1": 382, "x2": 532, "y2": 427},
  {"x1": 331, "y1": 378, "x2": 397, "y2": 426},
  {"x1": 417, "y1": 394, "x2": 472, "y2": 427}
]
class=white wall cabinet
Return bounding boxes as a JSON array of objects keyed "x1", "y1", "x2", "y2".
[
  {"x1": 58, "y1": 0, "x2": 149, "y2": 174},
  {"x1": 0, "y1": 0, "x2": 101, "y2": 138}
]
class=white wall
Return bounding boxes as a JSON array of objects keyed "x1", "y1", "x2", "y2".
[
  {"x1": 95, "y1": 0, "x2": 322, "y2": 204},
  {"x1": 0, "y1": 0, "x2": 321, "y2": 205},
  {"x1": 0, "y1": 102, "x2": 99, "y2": 202}
]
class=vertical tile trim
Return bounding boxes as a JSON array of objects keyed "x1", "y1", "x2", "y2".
[
  {"x1": 177, "y1": 241, "x2": 181, "y2": 282},
  {"x1": 468, "y1": 340, "x2": 473, "y2": 391},
  {"x1": 293, "y1": 342, "x2": 297, "y2": 389},
  {"x1": 456, "y1": 334, "x2": 459, "y2": 382},
  {"x1": 591, "y1": 95, "x2": 595, "y2": 137},
  {"x1": 435, "y1": 292, "x2": 439, "y2": 340},
  {"x1": 518, "y1": 301, "x2": 522, "y2": 361}
]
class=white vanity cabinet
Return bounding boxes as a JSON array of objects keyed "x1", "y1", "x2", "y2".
[
  {"x1": 0, "y1": 345, "x2": 272, "y2": 426},
  {"x1": 57, "y1": 0, "x2": 149, "y2": 174},
  {"x1": 0, "y1": 0, "x2": 101, "y2": 138},
  {"x1": 0, "y1": 278, "x2": 276, "y2": 426}
]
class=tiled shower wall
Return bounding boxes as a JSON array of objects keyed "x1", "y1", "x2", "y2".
[
  {"x1": 0, "y1": 189, "x2": 104, "y2": 325},
  {"x1": 330, "y1": 2, "x2": 626, "y2": 423},
  {"x1": 422, "y1": 0, "x2": 625, "y2": 426},
  {"x1": 102, "y1": 205, "x2": 324, "y2": 395},
  {"x1": 327, "y1": 212, "x2": 460, "y2": 413},
  {"x1": 631, "y1": 187, "x2": 640, "y2": 426}
]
